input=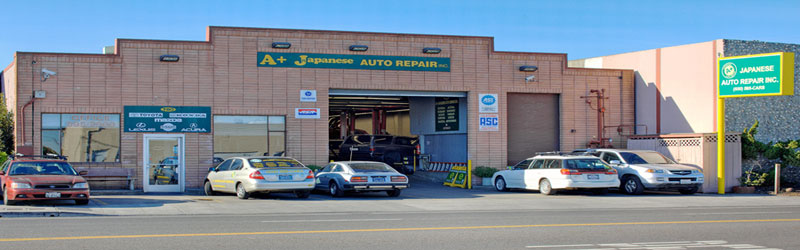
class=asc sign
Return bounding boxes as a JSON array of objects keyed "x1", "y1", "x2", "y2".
[
  {"x1": 124, "y1": 106, "x2": 211, "y2": 133},
  {"x1": 718, "y1": 52, "x2": 794, "y2": 98}
]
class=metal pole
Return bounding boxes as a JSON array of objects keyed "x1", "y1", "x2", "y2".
[
  {"x1": 717, "y1": 97, "x2": 726, "y2": 194},
  {"x1": 467, "y1": 160, "x2": 472, "y2": 189},
  {"x1": 775, "y1": 163, "x2": 781, "y2": 195}
]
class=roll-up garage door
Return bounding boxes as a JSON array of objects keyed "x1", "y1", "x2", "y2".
[{"x1": 507, "y1": 93, "x2": 559, "y2": 165}]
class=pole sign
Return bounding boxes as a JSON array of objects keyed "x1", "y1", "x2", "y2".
[
  {"x1": 478, "y1": 93, "x2": 498, "y2": 113},
  {"x1": 258, "y1": 52, "x2": 450, "y2": 72},
  {"x1": 718, "y1": 52, "x2": 794, "y2": 98},
  {"x1": 124, "y1": 106, "x2": 211, "y2": 133}
]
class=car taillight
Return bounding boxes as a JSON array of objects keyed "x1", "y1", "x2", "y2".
[
  {"x1": 369, "y1": 147, "x2": 375, "y2": 152},
  {"x1": 605, "y1": 168, "x2": 618, "y2": 175},
  {"x1": 249, "y1": 171, "x2": 264, "y2": 179},
  {"x1": 350, "y1": 176, "x2": 368, "y2": 182},
  {"x1": 306, "y1": 170, "x2": 314, "y2": 179},
  {"x1": 391, "y1": 176, "x2": 407, "y2": 182},
  {"x1": 560, "y1": 169, "x2": 581, "y2": 175}
]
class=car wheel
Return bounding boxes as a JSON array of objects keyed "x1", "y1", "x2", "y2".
[
  {"x1": 592, "y1": 188, "x2": 609, "y2": 195},
  {"x1": 387, "y1": 189, "x2": 402, "y2": 197},
  {"x1": 329, "y1": 181, "x2": 344, "y2": 197},
  {"x1": 75, "y1": 199, "x2": 89, "y2": 205},
  {"x1": 621, "y1": 176, "x2": 645, "y2": 195},
  {"x1": 539, "y1": 179, "x2": 555, "y2": 195},
  {"x1": 295, "y1": 190, "x2": 311, "y2": 199},
  {"x1": 204, "y1": 181, "x2": 216, "y2": 196},
  {"x1": 494, "y1": 176, "x2": 508, "y2": 192},
  {"x1": 3, "y1": 188, "x2": 16, "y2": 206},
  {"x1": 236, "y1": 183, "x2": 250, "y2": 199},
  {"x1": 679, "y1": 186, "x2": 699, "y2": 195}
]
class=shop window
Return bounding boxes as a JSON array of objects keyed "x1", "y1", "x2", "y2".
[
  {"x1": 213, "y1": 116, "x2": 286, "y2": 159},
  {"x1": 41, "y1": 114, "x2": 120, "y2": 162}
]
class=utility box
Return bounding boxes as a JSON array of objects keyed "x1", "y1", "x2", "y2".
[{"x1": 627, "y1": 133, "x2": 742, "y2": 193}]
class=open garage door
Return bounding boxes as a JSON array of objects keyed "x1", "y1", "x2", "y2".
[{"x1": 507, "y1": 93, "x2": 560, "y2": 165}]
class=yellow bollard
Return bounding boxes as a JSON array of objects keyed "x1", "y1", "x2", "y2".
[{"x1": 467, "y1": 160, "x2": 472, "y2": 189}]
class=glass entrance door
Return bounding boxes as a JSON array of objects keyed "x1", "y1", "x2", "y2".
[{"x1": 143, "y1": 134, "x2": 184, "y2": 192}]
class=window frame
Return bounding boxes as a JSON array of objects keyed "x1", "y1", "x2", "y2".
[
  {"x1": 40, "y1": 113, "x2": 121, "y2": 163},
  {"x1": 212, "y1": 115, "x2": 287, "y2": 158}
]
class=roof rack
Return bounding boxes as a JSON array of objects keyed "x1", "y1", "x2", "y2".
[
  {"x1": 535, "y1": 151, "x2": 597, "y2": 157},
  {"x1": 9, "y1": 153, "x2": 68, "y2": 160}
]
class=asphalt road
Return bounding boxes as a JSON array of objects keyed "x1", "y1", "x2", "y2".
[{"x1": 1, "y1": 204, "x2": 798, "y2": 249}]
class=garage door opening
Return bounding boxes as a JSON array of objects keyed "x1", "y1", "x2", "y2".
[{"x1": 328, "y1": 90, "x2": 467, "y2": 174}]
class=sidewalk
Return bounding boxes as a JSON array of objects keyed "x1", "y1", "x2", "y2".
[{"x1": 2, "y1": 180, "x2": 798, "y2": 218}]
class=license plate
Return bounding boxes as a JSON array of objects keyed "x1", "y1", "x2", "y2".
[
  {"x1": 45, "y1": 192, "x2": 61, "y2": 198},
  {"x1": 278, "y1": 175, "x2": 293, "y2": 181},
  {"x1": 680, "y1": 179, "x2": 691, "y2": 184},
  {"x1": 350, "y1": 147, "x2": 358, "y2": 151},
  {"x1": 587, "y1": 174, "x2": 599, "y2": 180},
  {"x1": 372, "y1": 177, "x2": 386, "y2": 182}
]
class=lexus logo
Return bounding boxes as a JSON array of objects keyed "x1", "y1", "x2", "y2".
[{"x1": 136, "y1": 122, "x2": 147, "y2": 128}]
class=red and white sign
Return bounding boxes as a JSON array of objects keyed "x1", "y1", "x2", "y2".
[{"x1": 295, "y1": 108, "x2": 321, "y2": 119}]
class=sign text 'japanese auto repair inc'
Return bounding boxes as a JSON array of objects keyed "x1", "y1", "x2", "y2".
[
  {"x1": 258, "y1": 52, "x2": 450, "y2": 72},
  {"x1": 718, "y1": 52, "x2": 794, "y2": 98},
  {"x1": 124, "y1": 106, "x2": 211, "y2": 133}
]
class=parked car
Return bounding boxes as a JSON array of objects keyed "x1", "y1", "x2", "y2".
[
  {"x1": 492, "y1": 154, "x2": 620, "y2": 195},
  {"x1": 203, "y1": 157, "x2": 315, "y2": 199},
  {"x1": 338, "y1": 135, "x2": 417, "y2": 174},
  {"x1": 581, "y1": 149, "x2": 704, "y2": 195},
  {"x1": 315, "y1": 161, "x2": 409, "y2": 197},
  {"x1": 0, "y1": 154, "x2": 90, "y2": 205}
]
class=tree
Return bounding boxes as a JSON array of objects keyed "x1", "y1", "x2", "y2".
[{"x1": 0, "y1": 97, "x2": 14, "y2": 154}]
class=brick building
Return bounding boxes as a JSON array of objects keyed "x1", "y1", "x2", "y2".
[{"x1": 2, "y1": 26, "x2": 634, "y2": 192}]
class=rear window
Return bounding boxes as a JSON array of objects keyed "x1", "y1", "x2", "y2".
[
  {"x1": 373, "y1": 136, "x2": 392, "y2": 145},
  {"x1": 248, "y1": 158, "x2": 304, "y2": 168},
  {"x1": 349, "y1": 163, "x2": 396, "y2": 173},
  {"x1": 564, "y1": 159, "x2": 609, "y2": 170},
  {"x1": 8, "y1": 162, "x2": 78, "y2": 175}
]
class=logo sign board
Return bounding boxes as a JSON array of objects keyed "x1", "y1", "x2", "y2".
[
  {"x1": 435, "y1": 97, "x2": 459, "y2": 132},
  {"x1": 443, "y1": 165, "x2": 468, "y2": 188},
  {"x1": 258, "y1": 52, "x2": 450, "y2": 72},
  {"x1": 718, "y1": 52, "x2": 795, "y2": 98},
  {"x1": 124, "y1": 106, "x2": 211, "y2": 133},
  {"x1": 300, "y1": 90, "x2": 317, "y2": 102},
  {"x1": 295, "y1": 108, "x2": 321, "y2": 119},
  {"x1": 479, "y1": 114, "x2": 499, "y2": 131},
  {"x1": 478, "y1": 93, "x2": 498, "y2": 113}
]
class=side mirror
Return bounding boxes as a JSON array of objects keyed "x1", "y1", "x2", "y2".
[
  {"x1": 609, "y1": 160, "x2": 622, "y2": 165},
  {"x1": 78, "y1": 171, "x2": 88, "y2": 176}
]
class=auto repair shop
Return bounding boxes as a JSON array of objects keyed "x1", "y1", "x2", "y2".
[{"x1": 2, "y1": 26, "x2": 634, "y2": 192}]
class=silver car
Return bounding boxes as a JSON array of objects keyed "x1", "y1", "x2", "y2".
[
  {"x1": 204, "y1": 157, "x2": 315, "y2": 199},
  {"x1": 315, "y1": 161, "x2": 409, "y2": 197},
  {"x1": 593, "y1": 149, "x2": 704, "y2": 195}
]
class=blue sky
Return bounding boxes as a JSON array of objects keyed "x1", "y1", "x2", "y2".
[{"x1": 2, "y1": 0, "x2": 799, "y2": 65}]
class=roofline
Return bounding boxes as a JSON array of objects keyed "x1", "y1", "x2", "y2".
[
  {"x1": 571, "y1": 39, "x2": 723, "y2": 61},
  {"x1": 208, "y1": 26, "x2": 494, "y2": 40}
]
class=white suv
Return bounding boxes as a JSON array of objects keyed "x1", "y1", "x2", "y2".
[
  {"x1": 589, "y1": 149, "x2": 704, "y2": 195},
  {"x1": 492, "y1": 154, "x2": 620, "y2": 195}
]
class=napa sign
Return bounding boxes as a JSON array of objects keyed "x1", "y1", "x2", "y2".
[
  {"x1": 257, "y1": 52, "x2": 450, "y2": 72},
  {"x1": 718, "y1": 52, "x2": 794, "y2": 97}
]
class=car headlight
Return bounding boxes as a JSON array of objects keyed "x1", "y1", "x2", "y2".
[
  {"x1": 73, "y1": 182, "x2": 89, "y2": 189},
  {"x1": 645, "y1": 169, "x2": 664, "y2": 173},
  {"x1": 11, "y1": 182, "x2": 32, "y2": 189}
]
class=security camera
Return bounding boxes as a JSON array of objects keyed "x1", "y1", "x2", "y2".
[
  {"x1": 525, "y1": 75, "x2": 536, "y2": 83},
  {"x1": 41, "y1": 68, "x2": 57, "y2": 81}
]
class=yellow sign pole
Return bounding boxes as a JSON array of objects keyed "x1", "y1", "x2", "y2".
[
  {"x1": 717, "y1": 97, "x2": 726, "y2": 194},
  {"x1": 467, "y1": 160, "x2": 472, "y2": 189}
]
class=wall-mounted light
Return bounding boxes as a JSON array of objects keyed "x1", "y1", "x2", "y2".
[
  {"x1": 422, "y1": 47, "x2": 441, "y2": 54},
  {"x1": 519, "y1": 65, "x2": 538, "y2": 72},
  {"x1": 159, "y1": 55, "x2": 180, "y2": 62},
  {"x1": 272, "y1": 42, "x2": 291, "y2": 49},
  {"x1": 349, "y1": 45, "x2": 368, "y2": 52}
]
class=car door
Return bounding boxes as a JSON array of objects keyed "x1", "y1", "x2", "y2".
[
  {"x1": 225, "y1": 159, "x2": 244, "y2": 192},
  {"x1": 315, "y1": 164, "x2": 335, "y2": 189},
  {"x1": 523, "y1": 160, "x2": 545, "y2": 189},
  {"x1": 208, "y1": 159, "x2": 233, "y2": 192},
  {"x1": 505, "y1": 159, "x2": 532, "y2": 188}
]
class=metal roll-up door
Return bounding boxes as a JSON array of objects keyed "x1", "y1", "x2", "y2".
[{"x1": 507, "y1": 93, "x2": 560, "y2": 165}]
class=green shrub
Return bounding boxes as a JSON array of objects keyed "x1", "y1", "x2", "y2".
[
  {"x1": 473, "y1": 166, "x2": 498, "y2": 178},
  {"x1": 741, "y1": 120, "x2": 764, "y2": 159},
  {"x1": 764, "y1": 168, "x2": 791, "y2": 187},
  {"x1": 739, "y1": 171, "x2": 768, "y2": 187},
  {"x1": 0, "y1": 151, "x2": 7, "y2": 164}
]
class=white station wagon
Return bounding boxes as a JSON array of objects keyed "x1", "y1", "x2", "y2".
[
  {"x1": 204, "y1": 157, "x2": 315, "y2": 199},
  {"x1": 492, "y1": 154, "x2": 620, "y2": 195}
]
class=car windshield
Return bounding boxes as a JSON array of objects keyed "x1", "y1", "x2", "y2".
[
  {"x1": 8, "y1": 162, "x2": 78, "y2": 175},
  {"x1": 564, "y1": 159, "x2": 609, "y2": 170},
  {"x1": 620, "y1": 152, "x2": 675, "y2": 164},
  {"x1": 348, "y1": 163, "x2": 396, "y2": 173},
  {"x1": 248, "y1": 158, "x2": 304, "y2": 168}
]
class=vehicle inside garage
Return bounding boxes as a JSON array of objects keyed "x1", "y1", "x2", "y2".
[{"x1": 328, "y1": 90, "x2": 468, "y2": 173}]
